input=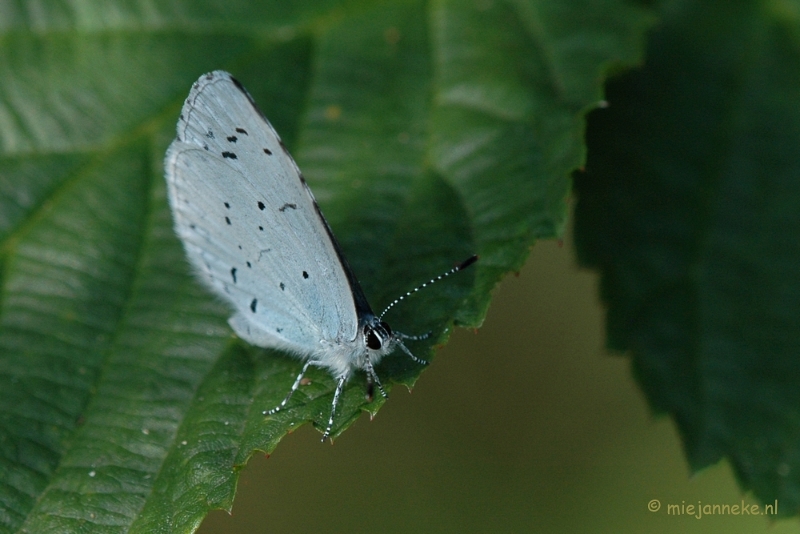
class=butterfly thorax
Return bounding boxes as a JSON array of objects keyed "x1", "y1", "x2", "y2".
[{"x1": 310, "y1": 315, "x2": 395, "y2": 377}]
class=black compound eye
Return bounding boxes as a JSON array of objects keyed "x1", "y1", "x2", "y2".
[{"x1": 366, "y1": 328, "x2": 382, "y2": 350}]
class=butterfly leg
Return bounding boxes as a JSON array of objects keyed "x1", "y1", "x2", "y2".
[
  {"x1": 363, "y1": 358, "x2": 388, "y2": 402},
  {"x1": 397, "y1": 331, "x2": 431, "y2": 342},
  {"x1": 264, "y1": 360, "x2": 312, "y2": 416},
  {"x1": 395, "y1": 338, "x2": 429, "y2": 365},
  {"x1": 322, "y1": 372, "x2": 349, "y2": 442}
]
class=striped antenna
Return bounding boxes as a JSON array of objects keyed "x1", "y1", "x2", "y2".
[{"x1": 378, "y1": 254, "x2": 478, "y2": 320}]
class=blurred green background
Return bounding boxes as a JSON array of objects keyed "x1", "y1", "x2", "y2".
[
  {"x1": 3, "y1": 0, "x2": 799, "y2": 531},
  {"x1": 199, "y1": 219, "x2": 800, "y2": 533}
]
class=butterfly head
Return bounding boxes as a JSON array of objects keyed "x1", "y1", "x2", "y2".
[{"x1": 363, "y1": 317, "x2": 395, "y2": 355}]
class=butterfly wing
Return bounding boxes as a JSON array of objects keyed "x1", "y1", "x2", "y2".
[{"x1": 165, "y1": 71, "x2": 361, "y2": 356}]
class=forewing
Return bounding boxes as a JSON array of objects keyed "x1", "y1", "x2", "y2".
[{"x1": 164, "y1": 71, "x2": 358, "y2": 353}]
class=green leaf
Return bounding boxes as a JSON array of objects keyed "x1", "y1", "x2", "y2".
[
  {"x1": 574, "y1": 0, "x2": 800, "y2": 516},
  {"x1": 0, "y1": 0, "x2": 651, "y2": 532}
]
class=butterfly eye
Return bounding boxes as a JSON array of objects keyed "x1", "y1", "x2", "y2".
[{"x1": 365, "y1": 327, "x2": 382, "y2": 350}]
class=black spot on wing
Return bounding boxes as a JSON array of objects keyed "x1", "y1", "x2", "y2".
[
  {"x1": 250, "y1": 298, "x2": 257, "y2": 313},
  {"x1": 302, "y1": 271, "x2": 309, "y2": 279},
  {"x1": 279, "y1": 282, "x2": 285, "y2": 291},
  {"x1": 225, "y1": 216, "x2": 231, "y2": 225},
  {"x1": 263, "y1": 148, "x2": 272, "y2": 155},
  {"x1": 258, "y1": 201, "x2": 265, "y2": 210},
  {"x1": 258, "y1": 226, "x2": 264, "y2": 231},
  {"x1": 224, "y1": 202, "x2": 230, "y2": 209},
  {"x1": 236, "y1": 127, "x2": 248, "y2": 135},
  {"x1": 227, "y1": 135, "x2": 238, "y2": 143},
  {"x1": 279, "y1": 203, "x2": 297, "y2": 212},
  {"x1": 246, "y1": 261, "x2": 251, "y2": 268},
  {"x1": 206, "y1": 130, "x2": 214, "y2": 139},
  {"x1": 222, "y1": 151, "x2": 237, "y2": 159},
  {"x1": 230, "y1": 267, "x2": 237, "y2": 283}
]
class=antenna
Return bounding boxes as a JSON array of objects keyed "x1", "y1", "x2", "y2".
[{"x1": 378, "y1": 254, "x2": 478, "y2": 320}]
